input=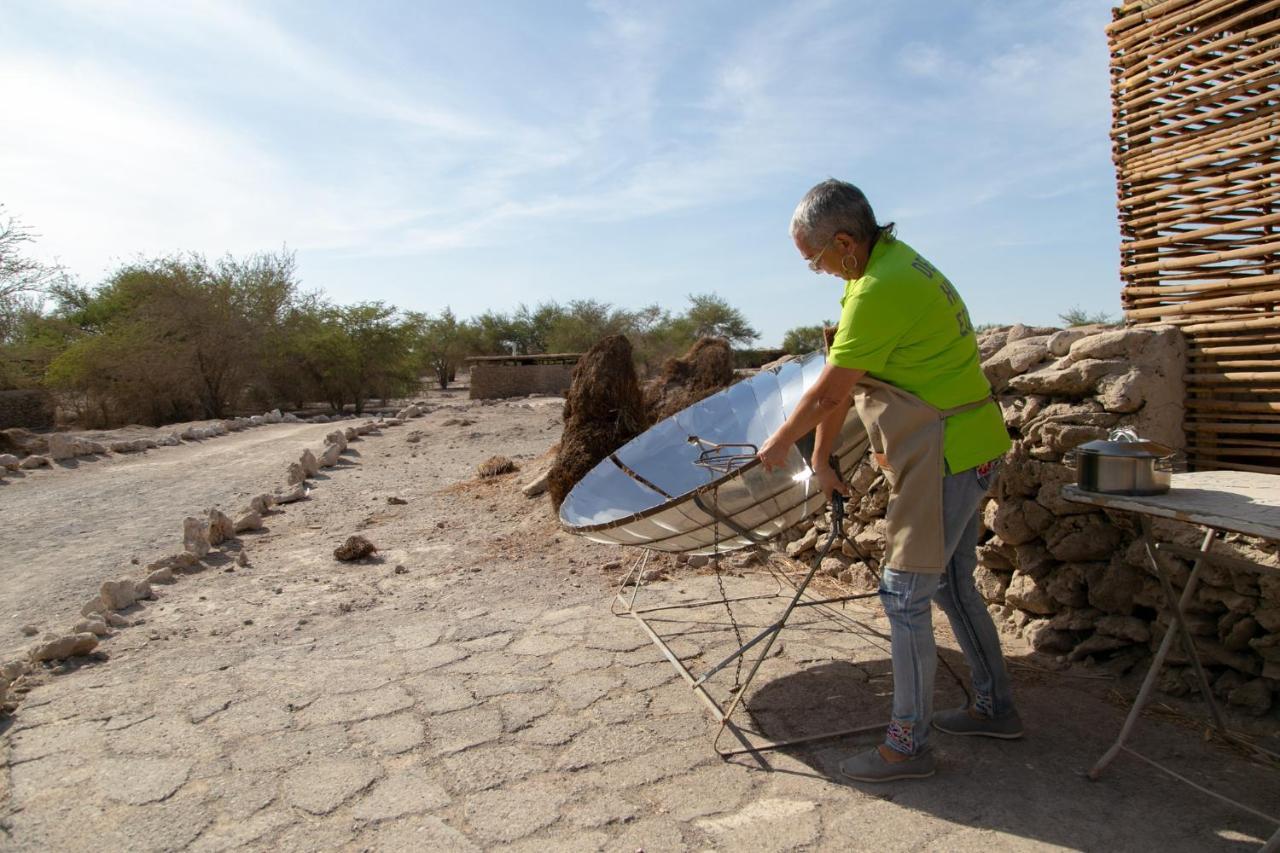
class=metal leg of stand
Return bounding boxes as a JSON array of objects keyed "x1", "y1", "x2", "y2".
[
  {"x1": 1090, "y1": 525, "x2": 1217, "y2": 780},
  {"x1": 612, "y1": 520, "x2": 887, "y2": 761}
]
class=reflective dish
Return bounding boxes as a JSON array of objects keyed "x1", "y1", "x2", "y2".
[{"x1": 559, "y1": 351, "x2": 869, "y2": 555}]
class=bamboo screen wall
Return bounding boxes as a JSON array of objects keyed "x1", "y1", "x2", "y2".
[{"x1": 1108, "y1": 0, "x2": 1280, "y2": 474}]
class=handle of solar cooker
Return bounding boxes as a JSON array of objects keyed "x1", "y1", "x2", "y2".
[{"x1": 686, "y1": 435, "x2": 759, "y2": 475}]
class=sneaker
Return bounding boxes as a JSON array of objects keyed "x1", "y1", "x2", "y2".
[
  {"x1": 839, "y1": 746, "x2": 936, "y2": 782},
  {"x1": 932, "y1": 706, "x2": 1024, "y2": 739}
]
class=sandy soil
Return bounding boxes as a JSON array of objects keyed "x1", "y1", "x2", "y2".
[{"x1": 1, "y1": 390, "x2": 1277, "y2": 851}]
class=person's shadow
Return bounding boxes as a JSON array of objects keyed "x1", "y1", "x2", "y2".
[{"x1": 734, "y1": 651, "x2": 1280, "y2": 851}]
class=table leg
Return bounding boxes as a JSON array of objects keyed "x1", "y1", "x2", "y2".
[
  {"x1": 1141, "y1": 518, "x2": 1229, "y2": 735},
  {"x1": 1089, "y1": 525, "x2": 1217, "y2": 780}
]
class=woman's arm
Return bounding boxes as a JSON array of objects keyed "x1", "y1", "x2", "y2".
[{"x1": 757, "y1": 363, "x2": 864, "y2": 473}]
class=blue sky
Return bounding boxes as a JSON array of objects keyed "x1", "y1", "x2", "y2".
[{"x1": 1, "y1": 0, "x2": 1121, "y2": 346}]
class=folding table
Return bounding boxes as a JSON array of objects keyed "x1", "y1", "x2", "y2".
[{"x1": 1062, "y1": 470, "x2": 1280, "y2": 849}]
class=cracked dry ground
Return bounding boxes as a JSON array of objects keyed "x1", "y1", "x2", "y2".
[{"x1": 3, "y1": 397, "x2": 1279, "y2": 851}]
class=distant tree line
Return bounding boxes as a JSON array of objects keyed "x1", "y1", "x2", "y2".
[{"x1": 0, "y1": 212, "x2": 776, "y2": 427}]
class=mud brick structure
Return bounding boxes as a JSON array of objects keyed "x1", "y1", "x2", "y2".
[{"x1": 467, "y1": 353, "x2": 581, "y2": 400}]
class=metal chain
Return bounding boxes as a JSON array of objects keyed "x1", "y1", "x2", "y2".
[{"x1": 710, "y1": 481, "x2": 745, "y2": 692}]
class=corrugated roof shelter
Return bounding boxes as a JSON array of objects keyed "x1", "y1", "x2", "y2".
[
  {"x1": 1109, "y1": 0, "x2": 1280, "y2": 474},
  {"x1": 466, "y1": 353, "x2": 582, "y2": 400}
]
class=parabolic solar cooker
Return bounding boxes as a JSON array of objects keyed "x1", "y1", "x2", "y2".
[{"x1": 560, "y1": 351, "x2": 887, "y2": 756}]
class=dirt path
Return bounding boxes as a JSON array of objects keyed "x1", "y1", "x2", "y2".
[
  {"x1": 1, "y1": 397, "x2": 1277, "y2": 851},
  {"x1": 0, "y1": 421, "x2": 362, "y2": 659}
]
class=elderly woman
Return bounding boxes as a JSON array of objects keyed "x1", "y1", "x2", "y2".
[{"x1": 757, "y1": 179, "x2": 1020, "y2": 781}]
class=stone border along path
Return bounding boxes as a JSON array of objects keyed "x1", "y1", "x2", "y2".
[
  {"x1": 2, "y1": 395, "x2": 1278, "y2": 851},
  {"x1": 0, "y1": 402, "x2": 425, "y2": 475},
  {"x1": 0, "y1": 407, "x2": 426, "y2": 709}
]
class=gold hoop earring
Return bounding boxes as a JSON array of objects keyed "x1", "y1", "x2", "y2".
[{"x1": 841, "y1": 255, "x2": 859, "y2": 276}]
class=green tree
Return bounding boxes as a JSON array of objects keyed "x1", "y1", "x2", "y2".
[
  {"x1": 410, "y1": 307, "x2": 473, "y2": 389},
  {"x1": 684, "y1": 293, "x2": 758, "y2": 345},
  {"x1": 1058, "y1": 306, "x2": 1115, "y2": 327},
  {"x1": 781, "y1": 323, "x2": 831, "y2": 355}
]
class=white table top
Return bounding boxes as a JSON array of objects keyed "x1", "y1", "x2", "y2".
[{"x1": 1062, "y1": 470, "x2": 1280, "y2": 541}]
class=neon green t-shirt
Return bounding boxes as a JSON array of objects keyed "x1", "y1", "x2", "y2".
[{"x1": 826, "y1": 236, "x2": 1011, "y2": 474}]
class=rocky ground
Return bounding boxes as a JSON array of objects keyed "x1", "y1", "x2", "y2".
[{"x1": 1, "y1": 388, "x2": 1278, "y2": 851}]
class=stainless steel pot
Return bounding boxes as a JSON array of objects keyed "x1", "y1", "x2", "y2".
[{"x1": 1064, "y1": 429, "x2": 1177, "y2": 496}]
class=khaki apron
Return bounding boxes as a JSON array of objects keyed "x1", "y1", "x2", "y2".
[{"x1": 853, "y1": 377, "x2": 993, "y2": 573}]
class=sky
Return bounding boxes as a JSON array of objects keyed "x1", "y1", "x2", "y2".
[{"x1": 1, "y1": 0, "x2": 1123, "y2": 347}]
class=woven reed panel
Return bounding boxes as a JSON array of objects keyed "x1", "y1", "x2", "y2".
[{"x1": 1109, "y1": 0, "x2": 1280, "y2": 474}]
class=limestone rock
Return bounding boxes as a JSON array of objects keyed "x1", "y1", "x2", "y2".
[
  {"x1": 156, "y1": 433, "x2": 180, "y2": 447},
  {"x1": 31, "y1": 632, "x2": 99, "y2": 662},
  {"x1": 19, "y1": 455, "x2": 51, "y2": 469},
  {"x1": 1012, "y1": 540, "x2": 1057, "y2": 579},
  {"x1": 1050, "y1": 607, "x2": 1102, "y2": 631},
  {"x1": 1095, "y1": 370, "x2": 1144, "y2": 413},
  {"x1": 1096, "y1": 614, "x2": 1150, "y2": 643},
  {"x1": 208, "y1": 509, "x2": 235, "y2": 545},
  {"x1": 275, "y1": 482, "x2": 308, "y2": 504},
  {"x1": 74, "y1": 618, "x2": 110, "y2": 637},
  {"x1": 1044, "y1": 514, "x2": 1123, "y2": 562},
  {"x1": 234, "y1": 511, "x2": 264, "y2": 533},
  {"x1": 0, "y1": 453, "x2": 19, "y2": 470},
  {"x1": 1048, "y1": 328, "x2": 1089, "y2": 357},
  {"x1": 250, "y1": 494, "x2": 275, "y2": 514},
  {"x1": 100, "y1": 578, "x2": 150, "y2": 610},
  {"x1": 147, "y1": 567, "x2": 176, "y2": 585},
  {"x1": 300, "y1": 449, "x2": 320, "y2": 477},
  {"x1": 183, "y1": 517, "x2": 211, "y2": 557},
  {"x1": 1069, "y1": 633, "x2": 1131, "y2": 661},
  {"x1": 319, "y1": 443, "x2": 342, "y2": 468},
  {"x1": 786, "y1": 526, "x2": 820, "y2": 557},
  {"x1": 1044, "y1": 563, "x2": 1090, "y2": 608},
  {"x1": 48, "y1": 433, "x2": 76, "y2": 460},
  {"x1": 325, "y1": 430, "x2": 348, "y2": 452},
  {"x1": 522, "y1": 469, "x2": 551, "y2": 497},
  {"x1": 985, "y1": 499, "x2": 1039, "y2": 546},
  {"x1": 1007, "y1": 322, "x2": 1058, "y2": 343},
  {"x1": 974, "y1": 565, "x2": 1010, "y2": 603},
  {"x1": 982, "y1": 336, "x2": 1051, "y2": 392},
  {"x1": 1227, "y1": 679, "x2": 1272, "y2": 716},
  {"x1": 1023, "y1": 619, "x2": 1076, "y2": 653},
  {"x1": 344, "y1": 426, "x2": 358, "y2": 441},
  {"x1": 1005, "y1": 572, "x2": 1056, "y2": 615},
  {"x1": 1085, "y1": 558, "x2": 1144, "y2": 615},
  {"x1": 1008, "y1": 359, "x2": 1128, "y2": 397},
  {"x1": 287, "y1": 462, "x2": 306, "y2": 485},
  {"x1": 81, "y1": 596, "x2": 107, "y2": 617}
]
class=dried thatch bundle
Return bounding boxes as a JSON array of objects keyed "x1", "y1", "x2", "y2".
[
  {"x1": 643, "y1": 337, "x2": 736, "y2": 423},
  {"x1": 548, "y1": 335, "x2": 648, "y2": 510},
  {"x1": 478, "y1": 455, "x2": 518, "y2": 478}
]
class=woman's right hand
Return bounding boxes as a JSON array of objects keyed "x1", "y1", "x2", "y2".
[{"x1": 812, "y1": 459, "x2": 850, "y2": 499}]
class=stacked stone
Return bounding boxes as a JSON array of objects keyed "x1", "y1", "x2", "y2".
[{"x1": 782, "y1": 323, "x2": 1279, "y2": 715}]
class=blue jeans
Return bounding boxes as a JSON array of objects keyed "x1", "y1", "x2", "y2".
[{"x1": 878, "y1": 461, "x2": 1015, "y2": 755}]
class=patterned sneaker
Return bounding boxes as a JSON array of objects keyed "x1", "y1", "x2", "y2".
[
  {"x1": 932, "y1": 706, "x2": 1024, "y2": 739},
  {"x1": 839, "y1": 746, "x2": 936, "y2": 782}
]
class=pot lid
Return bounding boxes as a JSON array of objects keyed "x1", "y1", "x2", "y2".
[{"x1": 1075, "y1": 428, "x2": 1175, "y2": 458}]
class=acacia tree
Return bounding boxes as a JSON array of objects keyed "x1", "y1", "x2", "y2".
[
  {"x1": 782, "y1": 323, "x2": 831, "y2": 355},
  {"x1": 684, "y1": 293, "x2": 758, "y2": 345}
]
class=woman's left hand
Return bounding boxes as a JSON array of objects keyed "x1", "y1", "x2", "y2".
[{"x1": 757, "y1": 434, "x2": 790, "y2": 472}]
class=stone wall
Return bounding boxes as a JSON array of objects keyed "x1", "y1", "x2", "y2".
[
  {"x1": 469, "y1": 364, "x2": 574, "y2": 400},
  {"x1": 0, "y1": 390, "x2": 55, "y2": 430},
  {"x1": 782, "y1": 323, "x2": 1280, "y2": 716}
]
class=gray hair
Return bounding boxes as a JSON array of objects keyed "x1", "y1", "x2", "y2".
[{"x1": 789, "y1": 179, "x2": 895, "y2": 247}]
